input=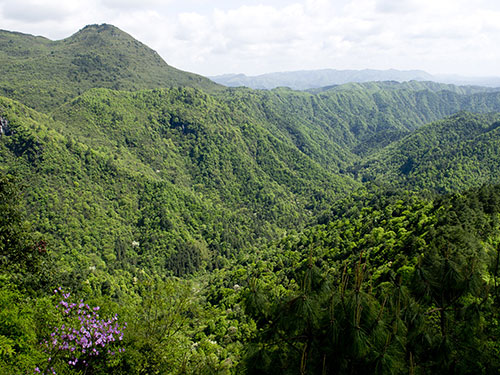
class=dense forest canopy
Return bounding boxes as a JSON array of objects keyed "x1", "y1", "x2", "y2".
[{"x1": 2, "y1": 24, "x2": 500, "y2": 374}]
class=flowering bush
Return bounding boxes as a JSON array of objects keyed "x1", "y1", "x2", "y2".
[{"x1": 35, "y1": 288, "x2": 126, "y2": 374}]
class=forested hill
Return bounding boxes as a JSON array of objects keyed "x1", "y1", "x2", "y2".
[
  {"x1": 351, "y1": 112, "x2": 500, "y2": 193},
  {"x1": 3, "y1": 81, "x2": 500, "y2": 276},
  {"x1": 3, "y1": 24, "x2": 500, "y2": 374},
  {"x1": 216, "y1": 83, "x2": 500, "y2": 160},
  {"x1": 0, "y1": 24, "x2": 220, "y2": 111},
  {"x1": 0, "y1": 89, "x2": 358, "y2": 278}
]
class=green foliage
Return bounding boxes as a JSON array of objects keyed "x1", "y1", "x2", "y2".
[
  {"x1": 353, "y1": 112, "x2": 500, "y2": 193},
  {"x1": 0, "y1": 24, "x2": 221, "y2": 112},
  {"x1": 119, "y1": 277, "x2": 237, "y2": 374},
  {"x1": 3, "y1": 23, "x2": 500, "y2": 375},
  {"x1": 0, "y1": 88, "x2": 361, "y2": 278},
  {"x1": 0, "y1": 173, "x2": 50, "y2": 292},
  {"x1": 0, "y1": 175, "x2": 34, "y2": 271},
  {"x1": 238, "y1": 186, "x2": 500, "y2": 374}
]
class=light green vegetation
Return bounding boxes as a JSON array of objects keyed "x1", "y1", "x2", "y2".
[{"x1": 2, "y1": 24, "x2": 500, "y2": 374}]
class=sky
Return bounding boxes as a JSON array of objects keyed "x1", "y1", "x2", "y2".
[{"x1": 1, "y1": 0, "x2": 499, "y2": 77}]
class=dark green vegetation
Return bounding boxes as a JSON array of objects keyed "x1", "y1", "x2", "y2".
[
  {"x1": 242, "y1": 185, "x2": 500, "y2": 374},
  {"x1": 2, "y1": 24, "x2": 500, "y2": 374}
]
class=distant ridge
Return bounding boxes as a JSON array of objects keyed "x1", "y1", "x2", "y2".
[
  {"x1": 0, "y1": 24, "x2": 220, "y2": 111},
  {"x1": 210, "y1": 68, "x2": 500, "y2": 90}
]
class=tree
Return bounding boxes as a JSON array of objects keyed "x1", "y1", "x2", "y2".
[{"x1": 0, "y1": 174, "x2": 42, "y2": 276}]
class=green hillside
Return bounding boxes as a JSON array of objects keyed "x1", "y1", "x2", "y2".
[
  {"x1": 0, "y1": 24, "x2": 220, "y2": 111},
  {"x1": 217, "y1": 83, "x2": 500, "y2": 162},
  {"x1": 3, "y1": 24, "x2": 500, "y2": 374},
  {"x1": 4, "y1": 83, "x2": 500, "y2": 276},
  {"x1": 0, "y1": 89, "x2": 358, "y2": 278},
  {"x1": 352, "y1": 112, "x2": 500, "y2": 193}
]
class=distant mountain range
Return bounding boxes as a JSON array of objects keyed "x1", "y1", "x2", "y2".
[{"x1": 210, "y1": 69, "x2": 500, "y2": 90}]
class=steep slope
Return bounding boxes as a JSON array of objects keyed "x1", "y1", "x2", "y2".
[
  {"x1": 0, "y1": 90, "x2": 358, "y2": 276},
  {"x1": 5, "y1": 83, "x2": 500, "y2": 278},
  {"x1": 4, "y1": 80, "x2": 500, "y2": 276},
  {"x1": 351, "y1": 111, "x2": 500, "y2": 193},
  {"x1": 0, "y1": 24, "x2": 220, "y2": 111},
  {"x1": 3, "y1": 25, "x2": 500, "y2": 276},
  {"x1": 216, "y1": 82, "x2": 500, "y2": 161},
  {"x1": 4, "y1": 24, "x2": 500, "y2": 375}
]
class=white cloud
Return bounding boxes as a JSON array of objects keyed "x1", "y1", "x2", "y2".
[
  {"x1": 375, "y1": 0, "x2": 419, "y2": 14},
  {"x1": 1, "y1": 0, "x2": 78, "y2": 22},
  {"x1": 0, "y1": 0, "x2": 499, "y2": 77},
  {"x1": 101, "y1": 0, "x2": 169, "y2": 11}
]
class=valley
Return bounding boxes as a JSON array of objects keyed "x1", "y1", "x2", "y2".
[{"x1": 1, "y1": 24, "x2": 500, "y2": 374}]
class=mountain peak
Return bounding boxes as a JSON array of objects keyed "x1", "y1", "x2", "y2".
[
  {"x1": 0, "y1": 24, "x2": 220, "y2": 111},
  {"x1": 79, "y1": 23, "x2": 119, "y2": 32},
  {"x1": 64, "y1": 23, "x2": 135, "y2": 46},
  {"x1": 73, "y1": 24, "x2": 130, "y2": 38}
]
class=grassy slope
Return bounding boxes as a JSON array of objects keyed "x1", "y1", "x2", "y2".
[{"x1": 0, "y1": 24, "x2": 221, "y2": 111}]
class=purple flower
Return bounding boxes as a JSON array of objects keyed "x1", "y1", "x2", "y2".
[{"x1": 37, "y1": 289, "x2": 127, "y2": 372}]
